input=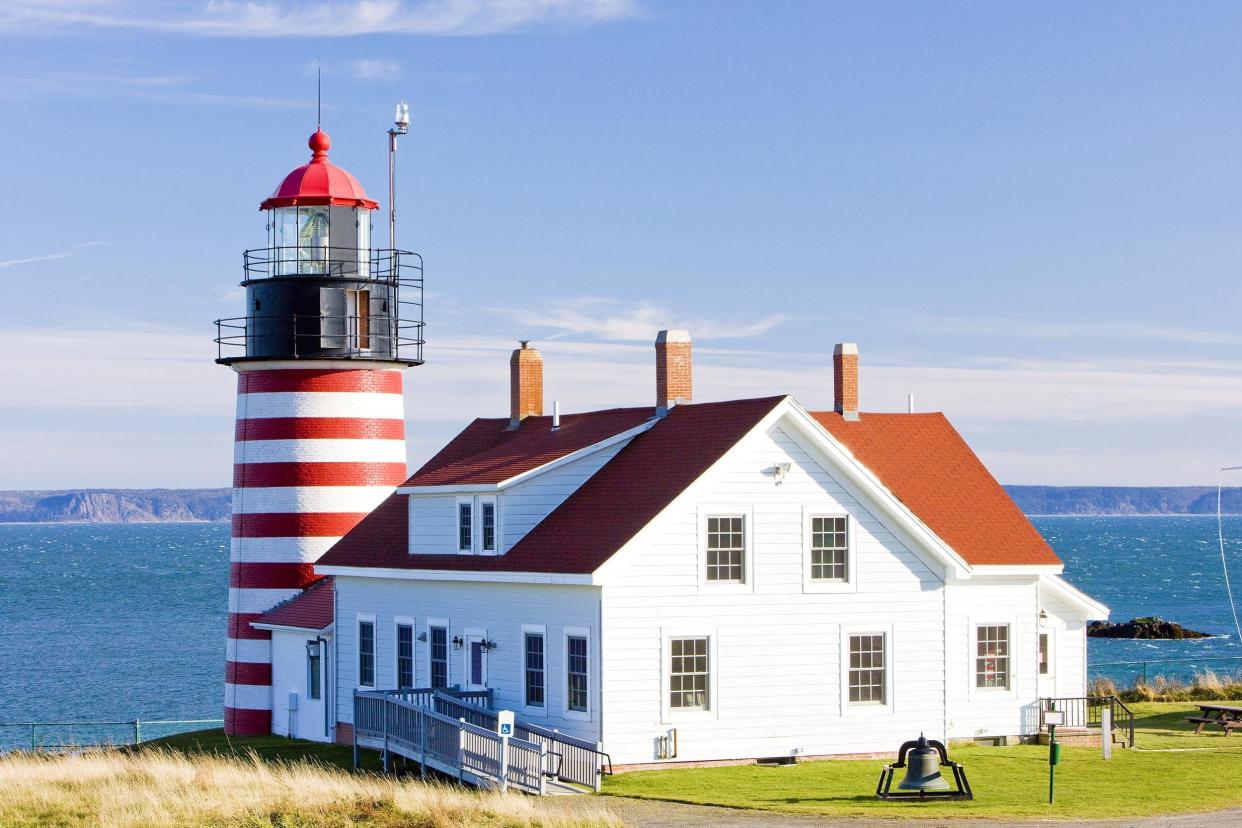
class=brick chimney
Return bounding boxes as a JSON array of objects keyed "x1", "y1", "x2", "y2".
[
  {"x1": 509, "y1": 341, "x2": 543, "y2": 428},
  {"x1": 655, "y1": 329, "x2": 692, "y2": 415},
  {"x1": 833, "y1": 342, "x2": 859, "y2": 421}
]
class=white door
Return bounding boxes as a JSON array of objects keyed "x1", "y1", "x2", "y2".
[
  {"x1": 464, "y1": 632, "x2": 488, "y2": 691},
  {"x1": 1037, "y1": 629, "x2": 1056, "y2": 698}
]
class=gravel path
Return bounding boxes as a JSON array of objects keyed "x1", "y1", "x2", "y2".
[{"x1": 544, "y1": 796, "x2": 1242, "y2": 828}]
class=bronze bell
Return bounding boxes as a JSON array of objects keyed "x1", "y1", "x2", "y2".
[{"x1": 897, "y1": 734, "x2": 950, "y2": 792}]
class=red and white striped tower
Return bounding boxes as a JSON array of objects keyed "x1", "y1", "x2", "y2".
[{"x1": 215, "y1": 129, "x2": 423, "y2": 735}]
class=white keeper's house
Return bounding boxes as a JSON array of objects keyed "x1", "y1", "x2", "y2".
[{"x1": 252, "y1": 333, "x2": 1109, "y2": 766}]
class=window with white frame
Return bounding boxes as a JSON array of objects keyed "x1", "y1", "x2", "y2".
[
  {"x1": 976, "y1": 624, "x2": 1010, "y2": 689},
  {"x1": 396, "y1": 623, "x2": 414, "y2": 689},
  {"x1": 429, "y1": 626, "x2": 449, "y2": 688},
  {"x1": 566, "y1": 634, "x2": 589, "y2": 713},
  {"x1": 1038, "y1": 633, "x2": 1049, "y2": 676},
  {"x1": 811, "y1": 516, "x2": 848, "y2": 581},
  {"x1": 848, "y1": 633, "x2": 886, "y2": 704},
  {"x1": 669, "y1": 637, "x2": 710, "y2": 711},
  {"x1": 524, "y1": 632, "x2": 545, "y2": 708},
  {"x1": 481, "y1": 501, "x2": 496, "y2": 552},
  {"x1": 706, "y1": 516, "x2": 745, "y2": 583},
  {"x1": 458, "y1": 503, "x2": 472, "y2": 551},
  {"x1": 358, "y1": 619, "x2": 375, "y2": 688}
]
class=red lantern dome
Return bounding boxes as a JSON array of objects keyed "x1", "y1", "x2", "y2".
[{"x1": 260, "y1": 130, "x2": 379, "y2": 211}]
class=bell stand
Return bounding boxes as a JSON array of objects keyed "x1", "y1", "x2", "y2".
[{"x1": 876, "y1": 737, "x2": 974, "y2": 801}]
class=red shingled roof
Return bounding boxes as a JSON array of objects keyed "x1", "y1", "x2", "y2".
[
  {"x1": 408, "y1": 407, "x2": 655, "y2": 486},
  {"x1": 315, "y1": 397, "x2": 1058, "y2": 575},
  {"x1": 813, "y1": 411, "x2": 1060, "y2": 566},
  {"x1": 317, "y1": 397, "x2": 785, "y2": 573},
  {"x1": 252, "y1": 577, "x2": 335, "y2": 630}
]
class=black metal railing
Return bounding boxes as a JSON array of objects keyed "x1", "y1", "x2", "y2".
[
  {"x1": 242, "y1": 247, "x2": 423, "y2": 285},
  {"x1": 1039, "y1": 696, "x2": 1135, "y2": 748},
  {"x1": 213, "y1": 314, "x2": 425, "y2": 363}
]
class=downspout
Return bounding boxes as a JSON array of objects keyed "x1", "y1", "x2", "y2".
[
  {"x1": 319, "y1": 634, "x2": 330, "y2": 740},
  {"x1": 942, "y1": 567, "x2": 950, "y2": 746}
]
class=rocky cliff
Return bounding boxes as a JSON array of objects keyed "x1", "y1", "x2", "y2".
[{"x1": 0, "y1": 489, "x2": 232, "y2": 523}]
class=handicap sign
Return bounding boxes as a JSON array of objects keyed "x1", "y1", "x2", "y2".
[{"x1": 497, "y1": 709, "x2": 515, "y2": 737}]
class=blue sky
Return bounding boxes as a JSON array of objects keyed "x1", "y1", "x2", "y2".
[{"x1": 3, "y1": 1, "x2": 1242, "y2": 488}]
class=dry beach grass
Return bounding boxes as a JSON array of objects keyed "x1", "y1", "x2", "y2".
[
  {"x1": 1092, "y1": 669, "x2": 1242, "y2": 702},
  {"x1": 0, "y1": 748, "x2": 622, "y2": 828}
]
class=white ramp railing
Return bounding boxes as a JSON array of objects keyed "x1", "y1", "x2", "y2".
[{"x1": 353, "y1": 689, "x2": 548, "y2": 794}]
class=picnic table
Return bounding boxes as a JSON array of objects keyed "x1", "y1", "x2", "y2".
[{"x1": 1187, "y1": 704, "x2": 1242, "y2": 735}]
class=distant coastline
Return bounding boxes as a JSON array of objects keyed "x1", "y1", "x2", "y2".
[{"x1": 2, "y1": 485, "x2": 1242, "y2": 523}]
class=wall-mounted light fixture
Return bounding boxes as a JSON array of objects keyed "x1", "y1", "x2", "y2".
[
  {"x1": 1039, "y1": 609, "x2": 1048, "y2": 628},
  {"x1": 772, "y1": 461, "x2": 792, "y2": 484},
  {"x1": 416, "y1": 631, "x2": 427, "y2": 642},
  {"x1": 451, "y1": 635, "x2": 464, "y2": 651},
  {"x1": 479, "y1": 638, "x2": 497, "y2": 652}
]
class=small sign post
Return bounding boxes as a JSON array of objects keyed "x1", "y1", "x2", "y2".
[
  {"x1": 1101, "y1": 707, "x2": 1113, "y2": 761},
  {"x1": 497, "y1": 710, "x2": 515, "y2": 793},
  {"x1": 1045, "y1": 709, "x2": 1064, "y2": 804}
]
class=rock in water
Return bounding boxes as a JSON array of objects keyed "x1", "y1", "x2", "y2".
[{"x1": 1087, "y1": 616, "x2": 1212, "y2": 639}]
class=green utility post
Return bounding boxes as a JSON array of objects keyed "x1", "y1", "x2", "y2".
[{"x1": 1045, "y1": 707, "x2": 1064, "y2": 805}]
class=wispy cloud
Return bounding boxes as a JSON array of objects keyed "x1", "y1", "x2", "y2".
[
  {"x1": 4, "y1": 324, "x2": 1242, "y2": 486},
  {"x1": 905, "y1": 313, "x2": 1242, "y2": 347},
  {"x1": 0, "y1": 241, "x2": 105, "y2": 270},
  {"x1": 489, "y1": 296, "x2": 786, "y2": 342},
  {"x1": 1, "y1": 70, "x2": 310, "y2": 108},
  {"x1": 0, "y1": 0, "x2": 640, "y2": 37},
  {"x1": 350, "y1": 59, "x2": 401, "y2": 81}
]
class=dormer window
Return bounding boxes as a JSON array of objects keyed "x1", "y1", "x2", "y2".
[
  {"x1": 458, "y1": 502, "x2": 472, "y2": 551},
  {"x1": 482, "y1": 502, "x2": 496, "y2": 552}
]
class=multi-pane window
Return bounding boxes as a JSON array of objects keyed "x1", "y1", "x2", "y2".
[
  {"x1": 811, "y1": 516, "x2": 848, "y2": 581},
  {"x1": 567, "y1": 635, "x2": 589, "y2": 713},
  {"x1": 524, "y1": 633, "x2": 545, "y2": 708},
  {"x1": 976, "y1": 625, "x2": 1010, "y2": 689},
  {"x1": 848, "y1": 633, "x2": 886, "y2": 704},
  {"x1": 396, "y1": 624, "x2": 414, "y2": 689},
  {"x1": 482, "y1": 502, "x2": 496, "y2": 552},
  {"x1": 458, "y1": 503, "x2": 473, "y2": 551},
  {"x1": 1038, "y1": 633, "x2": 1049, "y2": 676},
  {"x1": 429, "y1": 626, "x2": 449, "y2": 689},
  {"x1": 706, "y1": 516, "x2": 745, "y2": 583},
  {"x1": 307, "y1": 641, "x2": 322, "y2": 701},
  {"x1": 358, "y1": 620, "x2": 375, "y2": 688},
  {"x1": 669, "y1": 637, "x2": 710, "y2": 710}
]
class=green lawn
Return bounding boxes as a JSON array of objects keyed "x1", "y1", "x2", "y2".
[{"x1": 601, "y1": 703, "x2": 1242, "y2": 820}]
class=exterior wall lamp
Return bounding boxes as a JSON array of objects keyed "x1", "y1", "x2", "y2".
[
  {"x1": 451, "y1": 635, "x2": 464, "y2": 650},
  {"x1": 1039, "y1": 609, "x2": 1049, "y2": 628},
  {"x1": 479, "y1": 638, "x2": 497, "y2": 652}
]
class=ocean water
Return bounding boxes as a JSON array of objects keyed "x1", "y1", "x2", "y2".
[{"x1": 1, "y1": 516, "x2": 1240, "y2": 740}]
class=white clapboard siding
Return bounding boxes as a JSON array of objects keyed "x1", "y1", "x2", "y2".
[
  {"x1": 333, "y1": 576, "x2": 602, "y2": 744},
  {"x1": 270, "y1": 629, "x2": 332, "y2": 742},
  {"x1": 1041, "y1": 590, "x2": 1089, "y2": 698},
  {"x1": 945, "y1": 578, "x2": 1041, "y2": 738},
  {"x1": 599, "y1": 424, "x2": 950, "y2": 764}
]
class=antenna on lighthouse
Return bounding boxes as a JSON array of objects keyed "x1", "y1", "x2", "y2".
[
  {"x1": 387, "y1": 100, "x2": 410, "y2": 251},
  {"x1": 316, "y1": 59, "x2": 322, "y2": 129}
]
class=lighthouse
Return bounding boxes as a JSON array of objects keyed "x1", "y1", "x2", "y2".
[{"x1": 215, "y1": 128, "x2": 423, "y2": 735}]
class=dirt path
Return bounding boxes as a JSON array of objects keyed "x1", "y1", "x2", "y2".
[{"x1": 546, "y1": 796, "x2": 1242, "y2": 828}]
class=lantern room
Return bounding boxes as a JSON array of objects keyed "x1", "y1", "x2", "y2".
[
  {"x1": 214, "y1": 129, "x2": 423, "y2": 366},
  {"x1": 261, "y1": 130, "x2": 377, "y2": 276}
]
